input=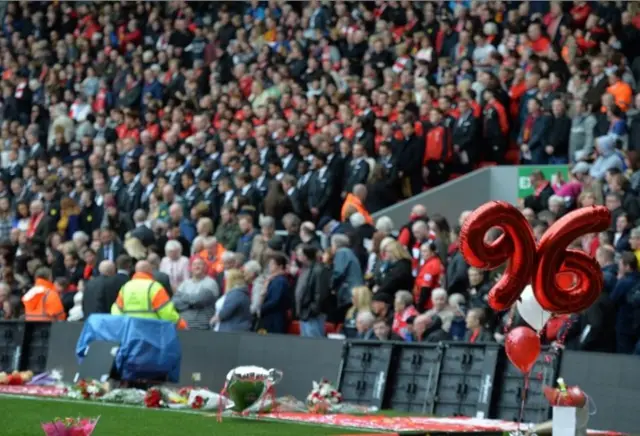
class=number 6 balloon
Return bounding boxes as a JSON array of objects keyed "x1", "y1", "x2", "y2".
[
  {"x1": 533, "y1": 205, "x2": 611, "y2": 314},
  {"x1": 459, "y1": 201, "x2": 537, "y2": 311}
]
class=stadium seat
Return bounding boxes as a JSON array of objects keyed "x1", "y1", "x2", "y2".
[
  {"x1": 287, "y1": 321, "x2": 300, "y2": 335},
  {"x1": 505, "y1": 149, "x2": 520, "y2": 164},
  {"x1": 478, "y1": 161, "x2": 497, "y2": 168}
]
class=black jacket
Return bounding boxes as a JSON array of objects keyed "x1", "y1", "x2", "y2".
[
  {"x1": 452, "y1": 111, "x2": 479, "y2": 158},
  {"x1": 545, "y1": 114, "x2": 571, "y2": 157},
  {"x1": 421, "y1": 315, "x2": 450, "y2": 343},
  {"x1": 343, "y1": 158, "x2": 370, "y2": 194},
  {"x1": 130, "y1": 224, "x2": 156, "y2": 248},
  {"x1": 562, "y1": 293, "x2": 616, "y2": 353},
  {"x1": 296, "y1": 262, "x2": 332, "y2": 321},
  {"x1": 376, "y1": 259, "x2": 415, "y2": 299},
  {"x1": 83, "y1": 272, "x2": 129, "y2": 316},
  {"x1": 523, "y1": 183, "x2": 555, "y2": 213}
]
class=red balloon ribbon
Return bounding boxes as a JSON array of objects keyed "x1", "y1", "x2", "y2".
[
  {"x1": 533, "y1": 206, "x2": 612, "y2": 314},
  {"x1": 459, "y1": 201, "x2": 537, "y2": 311}
]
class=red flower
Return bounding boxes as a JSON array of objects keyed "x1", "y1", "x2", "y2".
[
  {"x1": 144, "y1": 389, "x2": 162, "y2": 408},
  {"x1": 191, "y1": 395, "x2": 204, "y2": 409},
  {"x1": 7, "y1": 374, "x2": 24, "y2": 385}
]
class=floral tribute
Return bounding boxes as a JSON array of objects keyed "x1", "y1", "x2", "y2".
[
  {"x1": 144, "y1": 386, "x2": 225, "y2": 410},
  {"x1": 0, "y1": 370, "x2": 33, "y2": 385},
  {"x1": 41, "y1": 417, "x2": 99, "y2": 436},
  {"x1": 66, "y1": 380, "x2": 108, "y2": 400},
  {"x1": 306, "y1": 379, "x2": 342, "y2": 413}
]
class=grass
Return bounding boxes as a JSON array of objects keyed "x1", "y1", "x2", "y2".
[{"x1": 0, "y1": 397, "x2": 371, "y2": 436}]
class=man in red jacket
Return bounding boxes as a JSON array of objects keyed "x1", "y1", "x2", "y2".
[{"x1": 423, "y1": 108, "x2": 452, "y2": 186}]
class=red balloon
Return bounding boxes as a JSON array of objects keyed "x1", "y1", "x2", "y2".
[
  {"x1": 505, "y1": 327, "x2": 541, "y2": 374},
  {"x1": 533, "y1": 206, "x2": 612, "y2": 314},
  {"x1": 459, "y1": 201, "x2": 537, "y2": 311}
]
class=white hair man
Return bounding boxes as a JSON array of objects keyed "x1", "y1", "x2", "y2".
[
  {"x1": 329, "y1": 233, "x2": 364, "y2": 308},
  {"x1": 355, "y1": 311, "x2": 376, "y2": 339}
]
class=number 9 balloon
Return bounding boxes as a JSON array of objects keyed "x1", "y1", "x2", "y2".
[{"x1": 459, "y1": 201, "x2": 537, "y2": 311}]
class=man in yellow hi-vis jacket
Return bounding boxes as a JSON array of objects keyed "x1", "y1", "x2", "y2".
[{"x1": 111, "y1": 260, "x2": 187, "y2": 329}]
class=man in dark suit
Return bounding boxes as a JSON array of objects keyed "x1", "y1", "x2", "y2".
[
  {"x1": 352, "y1": 117, "x2": 375, "y2": 156},
  {"x1": 147, "y1": 252, "x2": 173, "y2": 297},
  {"x1": 118, "y1": 165, "x2": 142, "y2": 214},
  {"x1": 342, "y1": 143, "x2": 370, "y2": 197},
  {"x1": 452, "y1": 98, "x2": 479, "y2": 172},
  {"x1": 234, "y1": 173, "x2": 259, "y2": 207},
  {"x1": 250, "y1": 163, "x2": 269, "y2": 198},
  {"x1": 83, "y1": 260, "x2": 117, "y2": 316},
  {"x1": 377, "y1": 142, "x2": 399, "y2": 185},
  {"x1": 198, "y1": 172, "x2": 217, "y2": 218},
  {"x1": 217, "y1": 176, "x2": 235, "y2": 210},
  {"x1": 307, "y1": 153, "x2": 333, "y2": 222},
  {"x1": 277, "y1": 142, "x2": 299, "y2": 176},
  {"x1": 518, "y1": 98, "x2": 550, "y2": 165},
  {"x1": 393, "y1": 121, "x2": 424, "y2": 198},
  {"x1": 181, "y1": 170, "x2": 202, "y2": 212},
  {"x1": 95, "y1": 228, "x2": 124, "y2": 266},
  {"x1": 130, "y1": 209, "x2": 156, "y2": 248},
  {"x1": 83, "y1": 255, "x2": 132, "y2": 316},
  {"x1": 282, "y1": 174, "x2": 304, "y2": 218},
  {"x1": 138, "y1": 169, "x2": 156, "y2": 211},
  {"x1": 584, "y1": 58, "x2": 609, "y2": 110}
]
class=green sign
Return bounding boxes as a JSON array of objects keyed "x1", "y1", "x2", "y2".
[{"x1": 517, "y1": 165, "x2": 569, "y2": 198}]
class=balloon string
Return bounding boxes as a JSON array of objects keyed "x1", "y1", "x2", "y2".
[{"x1": 518, "y1": 374, "x2": 530, "y2": 432}]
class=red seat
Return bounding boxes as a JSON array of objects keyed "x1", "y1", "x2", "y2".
[
  {"x1": 478, "y1": 161, "x2": 497, "y2": 168},
  {"x1": 506, "y1": 149, "x2": 519, "y2": 164},
  {"x1": 287, "y1": 321, "x2": 300, "y2": 335},
  {"x1": 325, "y1": 323, "x2": 336, "y2": 334}
]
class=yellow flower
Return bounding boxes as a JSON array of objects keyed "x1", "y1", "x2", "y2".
[
  {"x1": 50, "y1": 209, "x2": 57, "y2": 215},
  {"x1": 87, "y1": 216, "x2": 93, "y2": 222}
]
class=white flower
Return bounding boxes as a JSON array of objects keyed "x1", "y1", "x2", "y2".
[
  {"x1": 86, "y1": 384, "x2": 100, "y2": 395},
  {"x1": 50, "y1": 370, "x2": 62, "y2": 381}
]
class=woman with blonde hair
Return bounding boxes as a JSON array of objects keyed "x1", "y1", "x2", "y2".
[
  {"x1": 343, "y1": 286, "x2": 373, "y2": 337},
  {"x1": 212, "y1": 269, "x2": 252, "y2": 332},
  {"x1": 373, "y1": 240, "x2": 414, "y2": 299},
  {"x1": 124, "y1": 237, "x2": 147, "y2": 261}
]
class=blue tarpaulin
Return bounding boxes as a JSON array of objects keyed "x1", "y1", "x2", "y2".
[{"x1": 76, "y1": 314, "x2": 181, "y2": 382}]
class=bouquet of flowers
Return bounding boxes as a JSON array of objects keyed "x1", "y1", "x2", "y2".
[
  {"x1": 41, "y1": 417, "x2": 99, "y2": 436},
  {"x1": 99, "y1": 388, "x2": 147, "y2": 405},
  {"x1": 144, "y1": 387, "x2": 188, "y2": 409},
  {"x1": 67, "y1": 380, "x2": 108, "y2": 400},
  {"x1": 306, "y1": 379, "x2": 342, "y2": 413},
  {"x1": 0, "y1": 370, "x2": 33, "y2": 385}
]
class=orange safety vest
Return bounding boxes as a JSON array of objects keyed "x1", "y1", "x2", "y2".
[
  {"x1": 197, "y1": 244, "x2": 226, "y2": 276},
  {"x1": 607, "y1": 80, "x2": 632, "y2": 112},
  {"x1": 22, "y1": 278, "x2": 66, "y2": 322},
  {"x1": 340, "y1": 194, "x2": 373, "y2": 224}
]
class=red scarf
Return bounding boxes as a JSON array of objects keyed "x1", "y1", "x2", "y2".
[
  {"x1": 26, "y1": 213, "x2": 44, "y2": 239},
  {"x1": 534, "y1": 181, "x2": 550, "y2": 197},
  {"x1": 470, "y1": 329, "x2": 480, "y2": 343},
  {"x1": 522, "y1": 114, "x2": 536, "y2": 143}
]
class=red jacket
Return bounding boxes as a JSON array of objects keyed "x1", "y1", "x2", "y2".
[{"x1": 423, "y1": 124, "x2": 452, "y2": 164}]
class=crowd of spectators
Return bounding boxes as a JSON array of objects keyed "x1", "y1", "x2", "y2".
[{"x1": 2, "y1": 1, "x2": 640, "y2": 355}]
